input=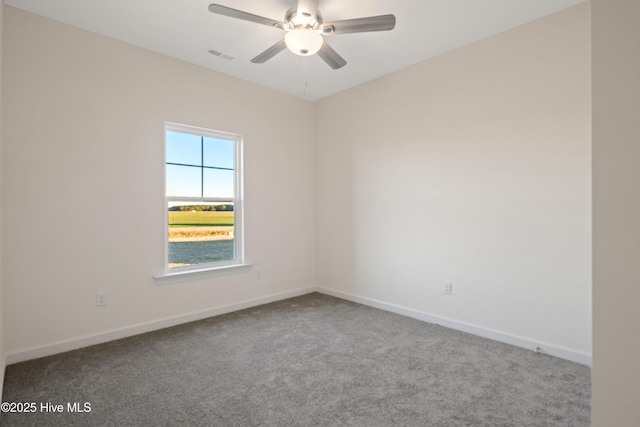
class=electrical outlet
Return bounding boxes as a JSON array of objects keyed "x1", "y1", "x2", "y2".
[
  {"x1": 96, "y1": 292, "x2": 107, "y2": 307},
  {"x1": 443, "y1": 282, "x2": 453, "y2": 296},
  {"x1": 254, "y1": 268, "x2": 262, "y2": 279}
]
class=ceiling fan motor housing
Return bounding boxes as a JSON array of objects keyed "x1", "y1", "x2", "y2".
[{"x1": 284, "y1": 7, "x2": 322, "y2": 30}]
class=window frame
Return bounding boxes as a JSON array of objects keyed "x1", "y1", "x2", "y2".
[{"x1": 161, "y1": 122, "x2": 245, "y2": 276}]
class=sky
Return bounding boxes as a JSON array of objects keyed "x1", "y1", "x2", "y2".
[{"x1": 165, "y1": 130, "x2": 235, "y2": 199}]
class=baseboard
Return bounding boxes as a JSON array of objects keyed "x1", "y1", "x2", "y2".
[
  {"x1": 317, "y1": 287, "x2": 592, "y2": 367},
  {"x1": 5, "y1": 285, "x2": 592, "y2": 367},
  {"x1": 6, "y1": 286, "x2": 319, "y2": 365}
]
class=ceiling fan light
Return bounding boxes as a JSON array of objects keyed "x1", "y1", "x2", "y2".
[{"x1": 285, "y1": 29, "x2": 323, "y2": 56}]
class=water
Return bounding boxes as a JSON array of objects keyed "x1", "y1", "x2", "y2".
[{"x1": 168, "y1": 240, "x2": 234, "y2": 266}]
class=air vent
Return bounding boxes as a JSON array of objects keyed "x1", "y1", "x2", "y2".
[{"x1": 208, "y1": 49, "x2": 234, "y2": 60}]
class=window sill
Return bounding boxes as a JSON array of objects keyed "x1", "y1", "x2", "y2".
[{"x1": 154, "y1": 263, "x2": 252, "y2": 286}]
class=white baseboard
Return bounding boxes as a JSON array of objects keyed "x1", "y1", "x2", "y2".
[
  {"x1": 5, "y1": 286, "x2": 318, "y2": 365},
  {"x1": 317, "y1": 287, "x2": 592, "y2": 367},
  {"x1": 6, "y1": 285, "x2": 592, "y2": 367}
]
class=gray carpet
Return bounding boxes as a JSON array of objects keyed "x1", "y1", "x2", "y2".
[{"x1": 1, "y1": 293, "x2": 590, "y2": 426}]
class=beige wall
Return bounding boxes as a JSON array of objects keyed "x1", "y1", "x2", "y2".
[
  {"x1": 0, "y1": 0, "x2": 5, "y2": 397},
  {"x1": 592, "y1": 0, "x2": 640, "y2": 424},
  {"x1": 2, "y1": 7, "x2": 316, "y2": 357},
  {"x1": 315, "y1": 4, "x2": 591, "y2": 360}
]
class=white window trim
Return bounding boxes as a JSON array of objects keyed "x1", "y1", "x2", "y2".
[
  {"x1": 156, "y1": 122, "x2": 245, "y2": 283},
  {"x1": 154, "y1": 263, "x2": 252, "y2": 286}
]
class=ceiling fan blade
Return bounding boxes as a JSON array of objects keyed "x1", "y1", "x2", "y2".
[
  {"x1": 322, "y1": 14, "x2": 396, "y2": 35},
  {"x1": 250, "y1": 39, "x2": 287, "y2": 64},
  {"x1": 208, "y1": 4, "x2": 284, "y2": 29},
  {"x1": 296, "y1": 0, "x2": 319, "y2": 18},
  {"x1": 317, "y1": 42, "x2": 347, "y2": 70}
]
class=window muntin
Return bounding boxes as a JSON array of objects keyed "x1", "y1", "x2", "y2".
[{"x1": 165, "y1": 123, "x2": 242, "y2": 270}]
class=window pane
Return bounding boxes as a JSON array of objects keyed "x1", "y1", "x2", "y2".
[
  {"x1": 166, "y1": 131, "x2": 201, "y2": 166},
  {"x1": 203, "y1": 168, "x2": 234, "y2": 198},
  {"x1": 203, "y1": 137, "x2": 234, "y2": 169},
  {"x1": 166, "y1": 164, "x2": 201, "y2": 197},
  {"x1": 167, "y1": 202, "x2": 235, "y2": 268}
]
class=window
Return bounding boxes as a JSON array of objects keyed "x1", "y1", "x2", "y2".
[{"x1": 164, "y1": 123, "x2": 243, "y2": 271}]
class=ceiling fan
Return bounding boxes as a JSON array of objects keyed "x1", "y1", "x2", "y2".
[{"x1": 208, "y1": 0, "x2": 396, "y2": 70}]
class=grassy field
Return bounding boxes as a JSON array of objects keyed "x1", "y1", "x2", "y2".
[{"x1": 168, "y1": 211, "x2": 234, "y2": 228}]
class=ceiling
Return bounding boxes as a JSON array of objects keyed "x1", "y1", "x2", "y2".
[{"x1": 5, "y1": 0, "x2": 586, "y2": 101}]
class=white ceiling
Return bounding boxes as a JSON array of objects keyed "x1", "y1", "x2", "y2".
[{"x1": 5, "y1": 0, "x2": 586, "y2": 101}]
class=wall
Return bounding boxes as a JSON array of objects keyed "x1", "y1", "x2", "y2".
[
  {"x1": 2, "y1": 7, "x2": 315, "y2": 360},
  {"x1": 315, "y1": 4, "x2": 591, "y2": 362},
  {"x1": 592, "y1": 0, "x2": 640, "y2": 424},
  {"x1": 0, "y1": 1, "x2": 5, "y2": 397}
]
